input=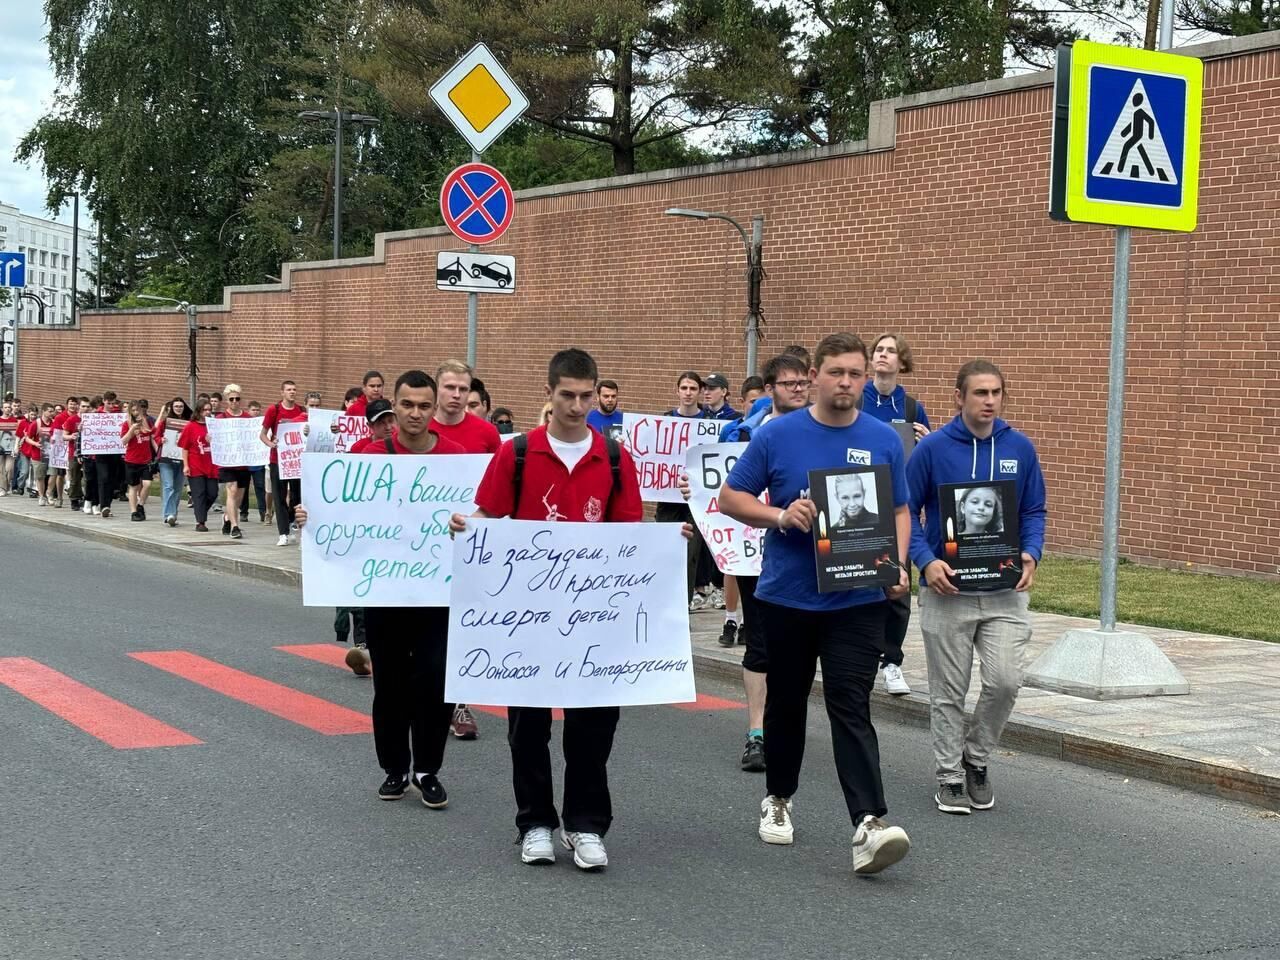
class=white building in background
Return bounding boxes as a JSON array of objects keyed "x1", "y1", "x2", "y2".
[{"x1": 0, "y1": 200, "x2": 96, "y2": 327}]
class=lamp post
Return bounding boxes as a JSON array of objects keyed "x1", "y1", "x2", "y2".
[
  {"x1": 298, "y1": 109, "x2": 381, "y2": 261},
  {"x1": 664, "y1": 208, "x2": 764, "y2": 377},
  {"x1": 136, "y1": 295, "x2": 215, "y2": 408}
]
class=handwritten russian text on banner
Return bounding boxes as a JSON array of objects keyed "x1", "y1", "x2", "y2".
[
  {"x1": 48, "y1": 431, "x2": 69, "y2": 470},
  {"x1": 207, "y1": 416, "x2": 269, "y2": 467},
  {"x1": 304, "y1": 409, "x2": 340, "y2": 453},
  {"x1": 79, "y1": 413, "x2": 127, "y2": 455},
  {"x1": 299, "y1": 452, "x2": 490, "y2": 606},
  {"x1": 685, "y1": 443, "x2": 764, "y2": 576},
  {"x1": 277, "y1": 421, "x2": 307, "y2": 480},
  {"x1": 161, "y1": 420, "x2": 189, "y2": 461},
  {"x1": 445, "y1": 519, "x2": 694, "y2": 708},
  {"x1": 620, "y1": 413, "x2": 722, "y2": 503}
]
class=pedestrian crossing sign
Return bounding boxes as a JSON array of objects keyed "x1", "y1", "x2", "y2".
[{"x1": 1052, "y1": 41, "x2": 1202, "y2": 232}]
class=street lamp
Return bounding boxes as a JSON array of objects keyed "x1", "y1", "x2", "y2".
[
  {"x1": 136, "y1": 295, "x2": 217, "y2": 408},
  {"x1": 665, "y1": 207, "x2": 765, "y2": 377},
  {"x1": 298, "y1": 109, "x2": 381, "y2": 261}
]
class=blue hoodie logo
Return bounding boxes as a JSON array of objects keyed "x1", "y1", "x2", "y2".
[
  {"x1": 847, "y1": 448, "x2": 871, "y2": 465},
  {"x1": 1000, "y1": 459, "x2": 1018, "y2": 474}
]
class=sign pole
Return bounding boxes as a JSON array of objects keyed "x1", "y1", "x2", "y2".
[
  {"x1": 467, "y1": 148, "x2": 480, "y2": 368},
  {"x1": 1099, "y1": 224, "x2": 1130, "y2": 631}
]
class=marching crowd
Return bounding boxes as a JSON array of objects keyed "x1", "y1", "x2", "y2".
[{"x1": 1, "y1": 331, "x2": 1046, "y2": 878}]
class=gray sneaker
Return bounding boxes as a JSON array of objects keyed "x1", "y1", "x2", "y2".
[
  {"x1": 935, "y1": 781, "x2": 971, "y2": 815},
  {"x1": 561, "y1": 830, "x2": 608, "y2": 870},
  {"x1": 964, "y1": 761, "x2": 994, "y2": 810},
  {"x1": 520, "y1": 827, "x2": 555, "y2": 865}
]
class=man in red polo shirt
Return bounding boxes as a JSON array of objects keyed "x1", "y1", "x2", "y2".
[
  {"x1": 260, "y1": 379, "x2": 309, "y2": 546},
  {"x1": 450, "y1": 348, "x2": 645, "y2": 872},
  {"x1": 297, "y1": 370, "x2": 465, "y2": 810}
]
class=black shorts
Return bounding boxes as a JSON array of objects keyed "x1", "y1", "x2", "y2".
[
  {"x1": 218, "y1": 467, "x2": 250, "y2": 488},
  {"x1": 124, "y1": 462, "x2": 150, "y2": 486},
  {"x1": 737, "y1": 575, "x2": 768, "y2": 674}
]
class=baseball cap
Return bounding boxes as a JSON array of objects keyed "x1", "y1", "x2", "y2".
[
  {"x1": 703, "y1": 373, "x2": 729, "y2": 390},
  {"x1": 365, "y1": 398, "x2": 394, "y2": 424}
]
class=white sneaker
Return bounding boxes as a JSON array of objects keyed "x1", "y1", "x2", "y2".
[
  {"x1": 276, "y1": 534, "x2": 289, "y2": 546},
  {"x1": 688, "y1": 594, "x2": 707, "y2": 613},
  {"x1": 851, "y1": 817, "x2": 910, "y2": 875},
  {"x1": 710, "y1": 587, "x2": 725, "y2": 609},
  {"x1": 520, "y1": 826, "x2": 556, "y2": 865},
  {"x1": 882, "y1": 663, "x2": 911, "y2": 696},
  {"x1": 91, "y1": 505, "x2": 101, "y2": 516},
  {"x1": 758, "y1": 795, "x2": 794, "y2": 844},
  {"x1": 82, "y1": 501, "x2": 91, "y2": 514},
  {"x1": 39, "y1": 496, "x2": 49, "y2": 506},
  {"x1": 0, "y1": 489, "x2": 7, "y2": 497},
  {"x1": 561, "y1": 830, "x2": 608, "y2": 870}
]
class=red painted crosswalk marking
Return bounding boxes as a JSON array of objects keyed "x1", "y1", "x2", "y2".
[
  {"x1": 0, "y1": 657, "x2": 202, "y2": 749},
  {"x1": 131, "y1": 651, "x2": 371, "y2": 735},
  {"x1": 277, "y1": 644, "x2": 353, "y2": 669},
  {"x1": 671, "y1": 693, "x2": 745, "y2": 712}
]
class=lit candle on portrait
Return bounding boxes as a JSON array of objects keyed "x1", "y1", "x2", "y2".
[
  {"x1": 944, "y1": 515, "x2": 959, "y2": 559},
  {"x1": 817, "y1": 510, "x2": 831, "y2": 557}
]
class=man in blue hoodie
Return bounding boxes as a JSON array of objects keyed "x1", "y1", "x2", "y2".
[{"x1": 907, "y1": 359, "x2": 1046, "y2": 816}]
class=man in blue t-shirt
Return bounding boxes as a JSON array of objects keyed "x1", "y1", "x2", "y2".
[
  {"x1": 720, "y1": 332, "x2": 912, "y2": 877},
  {"x1": 585, "y1": 378, "x2": 623, "y2": 439}
]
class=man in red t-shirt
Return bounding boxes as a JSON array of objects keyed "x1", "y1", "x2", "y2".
[
  {"x1": 449, "y1": 348, "x2": 650, "y2": 871},
  {"x1": 297, "y1": 370, "x2": 465, "y2": 809},
  {"x1": 0, "y1": 400, "x2": 18, "y2": 495},
  {"x1": 260, "y1": 379, "x2": 310, "y2": 545},
  {"x1": 345, "y1": 370, "x2": 385, "y2": 419},
  {"x1": 347, "y1": 399, "x2": 395, "y2": 453},
  {"x1": 56, "y1": 396, "x2": 85, "y2": 510},
  {"x1": 432, "y1": 358, "x2": 501, "y2": 741}
]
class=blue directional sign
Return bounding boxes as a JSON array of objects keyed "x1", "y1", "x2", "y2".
[
  {"x1": 0, "y1": 252, "x2": 26, "y2": 288},
  {"x1": 1053, "y1": 41, "x2": 1202, "y2": 232}
]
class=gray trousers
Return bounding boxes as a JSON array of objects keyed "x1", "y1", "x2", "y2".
[{"x1": 919, "y1": 588, "x2": 1031, "y2": 784}]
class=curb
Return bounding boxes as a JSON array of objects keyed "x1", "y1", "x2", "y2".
[
  {"x1": 691, "y1": 646, "x2": 1280, "y2": 812},
  {"x1": 6, "y1": 509, "x2": 1276, "y2": 812},
  {"x1": 0, "y1": 509, "x2": 300, "y2": 589}
]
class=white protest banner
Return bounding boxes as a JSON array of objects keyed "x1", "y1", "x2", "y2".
[
  {"x1": 299, "y1": 452, "x2": 490, "y2": 606},
  {"x1": 79, "y1": 413, "x2": 127, "y2": 455},
  {"x1": 685, "y1": 442, "x2": 765, "y2": 576},
  {"x1": 620, "y1": 413, "x2": 722, "y2": 503},
  {"x1": 277, "y1": 420, "x2": 307, "y2": 480},
  {"x1": 160, "y1": 420, "x2": 189, "y2": 460},
  {"x1": 48, "y1": 431, "x2": 69, "y2": 470},
  {"x1": 332, "y1": 414, "x2": 371, "y2": 454},
  {"x1": 445, "y1": 519, "x2": 694, "y2": 708},
  {"x1": 305, "y1": 408, "x2": 340, "y2": 453},
  {"x1": 207, "y1": 416, "x2": 269, "y2": 467}
]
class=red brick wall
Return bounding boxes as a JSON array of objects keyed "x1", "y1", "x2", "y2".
[{"x1": 17, "y1": 40, "x2": 1280, "y2": 579}]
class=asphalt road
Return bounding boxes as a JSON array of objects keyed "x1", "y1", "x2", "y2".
[{"x1": 2, "y1": 521, "x2": 1278, "y2": 960}]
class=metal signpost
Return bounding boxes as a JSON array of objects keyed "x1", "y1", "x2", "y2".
[
  {"x1": 1033, "y1": 17, "x2": 1201, "y2": 699},
  {"x1": 429, "y1": 44, "x2": 528, "y2": 368}
]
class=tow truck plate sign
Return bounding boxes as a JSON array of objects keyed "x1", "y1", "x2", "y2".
[{"x1": 435, "y1": 251, "x2": 516, "y2": 295}]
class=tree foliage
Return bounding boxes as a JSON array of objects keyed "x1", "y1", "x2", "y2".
[{"x1": 1179, "y1": 0, "x2": 1280, "y2": 35}]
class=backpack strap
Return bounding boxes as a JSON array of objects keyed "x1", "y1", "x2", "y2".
[
  {"x1": 904, "y1": 394, "x2": 918, "y2": 424},
  {"x1": 512, "y1": 434, "x2": 529, "y2": 514},
  {"x1": 383, "y1": 436, "x2": 395, "y2": 455},
  {"x1": 604, "y1": 435, "x2": 621, "y2": 497}
]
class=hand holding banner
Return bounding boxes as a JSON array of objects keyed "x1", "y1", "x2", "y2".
[
  {"x1": 299, "y1": 452, "x2": 490, "y2": 606},
  {"x1": 161, "y1": 420, "x2": 189, "y2": 461},
  {"x1": 445, "y1": 519, "x2": 694, "y2": 708},
  {"x1": 685, "y1": 442, "x2": 765, "y2": 576}
]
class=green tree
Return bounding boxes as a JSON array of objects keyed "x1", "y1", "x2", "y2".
[
  {"x1": 372, "y1": 0, "x2": 793, "y2": 175},
  {"x1": 1179, "y1": 0, "x2": 1280, "y2": 34}
]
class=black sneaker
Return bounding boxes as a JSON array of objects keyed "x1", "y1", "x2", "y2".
[
  {"x1": 230, "y1": 527, "x2": 243, "y2": 540},
  {"x1": 378, "y1": 773, "x2": 410, "y2": 800},
  {"x1": 137, "y1": 504, "x2": 145, "y2": 520},
  {"x1": 718, "y1": 620, "x2": 738, "y2": 648},
  {"x1": 414, "y1": 773, "x2": 448, "y2": 809},
  {"x1": 222, "y1": 518, "x2": 231, "y2": 536},
  {"x1": 935, "y1": 781, "x2": 972, "y2": 815},
  {"x1": 740, "y1": 735, "x2": 766, "y2": 772},
  {"x1": 130, "y1": 510, "x2": 143, "y2": 522},
  {"x1": 100, "y1": 506, "x2": 111, "y2": 518},
  {"x1": 195, "y1": 523, "x2": 209, "y2": 532},
  {"x1": 964, "y1": 761, "x2": 994, "y2": 810}
]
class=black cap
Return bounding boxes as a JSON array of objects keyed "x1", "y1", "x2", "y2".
[
  {"x1": 703, "y1": 373, "x2": 729, "y2": 390},
  {"x1": 365, "y1": 398, "x2": 394, "y2": 424}
]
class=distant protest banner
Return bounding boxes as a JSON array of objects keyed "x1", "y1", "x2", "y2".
[
  {"x1": 445, "y1": 519, "x2": 693, "y2": 708},
  {"x1": 299, "y1": 452, "x2": 490, "y2": 606},
  {"x1": 620, "y1": 413, "x2": 722, "y2": 503},
  {"x1": 277, "y1": 421, "x2": 307, "y2": 480},
  {"x1": 685, "y1": 443, "x2": 765, "y2": 577},
  {"x1": 160, "y1": 420, "x2": 189, "y2": 461},
  {"x1": 79, "y1": 413, "x2": 127, "y2": 455},
  {"x1": 48, "y1": 431, "x2": 69, "y2": 470},
  {"x1": 207, "y1": 416, "x2": 268, "y2": 467},
  {"x1": 304, "y1": 408, "x2": 369, "y2": 454}
]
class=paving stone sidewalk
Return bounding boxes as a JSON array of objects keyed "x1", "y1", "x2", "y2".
[{"x1": 3, "y1": 491, "x2": 1277, "y2": 809}]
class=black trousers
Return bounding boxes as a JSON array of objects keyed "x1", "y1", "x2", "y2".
[
  {"x1": 189, "y1": 476, "x2": 219, "y2": 524},
  {"x1": 759, "y1": 598, "x2": 889, "y2": 826},
  {"x1": 736, "y1": 575, "x2": 768, "y2": 674},
  {"x1": 96, "y1": 455, "x2": 122, "y2": 508},
  {"x1": 655, "y1": 502, "x2": 702, "y2": 601},
  {"x1": 82, "y1": 459, "x2": 98, "y2": 507},
  {"x1": 365, "y1": 607, "x2": 452, "y2": 778},
  {"x1": 242, "y1": 469, "x2": 267, "y2": 520},
  {"x1": 882, "y1": 592, "x2": 909, "y2": 668},
  {"x1": 508, "y1": 705, "x2": 619, "y2": 836},
  {"x1": 270, "y1": 462, "x2": 301, "y2": 536},
  {"x1": 334, "y1": 607, "x2": 366, "y2": 642}
]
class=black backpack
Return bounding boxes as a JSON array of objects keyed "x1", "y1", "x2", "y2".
[{"x1": 512, "y1": 433, "x2": 622, "y2": 513}]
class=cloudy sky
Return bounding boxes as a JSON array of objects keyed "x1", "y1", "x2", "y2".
[{"x1": 0, "y1": 7, "x2": 81, "y2": 226}]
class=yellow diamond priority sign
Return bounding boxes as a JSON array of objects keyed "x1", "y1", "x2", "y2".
[{"x1": 430, "y1": 43, "x2": 529, "y2": 154}]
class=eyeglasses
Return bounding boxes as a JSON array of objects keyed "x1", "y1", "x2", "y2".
[
  {"x1": 226, "y1": 396, "x2": 241, "y2": 401},
  {"x1": 774, "y1": 380, "x2": 810, "y2": 392}
]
